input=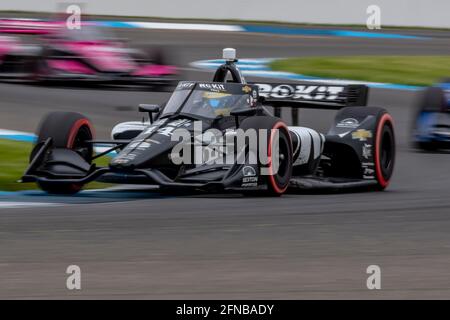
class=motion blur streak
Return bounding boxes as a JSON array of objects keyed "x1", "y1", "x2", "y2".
[{"x1": 1, "y1": 24, "x2": 450, "y2": 299}]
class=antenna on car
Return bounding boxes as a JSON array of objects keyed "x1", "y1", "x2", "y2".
[
  {"x1": 213, "y1": 48, "x2": 246, "y2": 83},
  {"x1": 223, "y1": 48, "x2": 237, "y2": 64}
]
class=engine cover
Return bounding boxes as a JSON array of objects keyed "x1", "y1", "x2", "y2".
[{"x1": 288, "y1": 126, "x2": 325, "y2": 175}]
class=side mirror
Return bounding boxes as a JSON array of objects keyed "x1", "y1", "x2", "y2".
[
  {"x1": 139, "y1": 104, "x2": 160, "y2": 113},
  {"x1": 138, "y1": 104, "x2": 160, "y2": 123}
]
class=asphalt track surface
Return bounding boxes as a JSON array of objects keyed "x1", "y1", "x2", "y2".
[{"x1": 2, "y1": 27, "x2": 450, "y2": 299}]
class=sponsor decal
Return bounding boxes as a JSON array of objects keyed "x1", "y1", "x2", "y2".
[
  {"x1": 362, "y1": 164, "x2": 375, "y2": 179},
  {"x1": 363, "y1": 166, "x2": 375, "y2": 179},
  {"x1": 242, "y1": 165, "x2": 257, "y2": 177},
  {"x1": 199, "y1": 83, "x2": 226, "y2": 92},
  {"x1": 256, "y1": 83, "x2": 344, "y2": 101},
  {"x1": 203, "y1": 92, "x2": 231, "y2": 100},
  {"x1": 113, "y1": 135, "x2": 164, "y2": 164},
  {"x1": 352, "y1": 129, "x2": 373, "y2": 141},
  {"x1": 241, "y1": 166, "x2": 258, "y2": 187},
  {"x1": 362, "y1": 161, "x2": 375, "y2": 179},
  {"x1": 362, "y1": 143, "x2": 372, "y2": 159},
  {"x1": 338, "y1": 131, "x2": 350, "y2": 138},
  {"x1": 242, "y1": 85, "x2": 252, "y2": 93},
  {"x1": 157, "y1": 126, "x2": 176, "y2": 137},
  {"x1": 242, "y1": 177, "x2": 258, "y2": 187},
  {"x1": 177, "y1": 82, "x2": 195, "y2": 89},
  {"x1": 337, "y1": 118, "x2": 359, "y2": 129},
  {"x1": 168, "y1": 119, "x2": 191, "y2": 128}
]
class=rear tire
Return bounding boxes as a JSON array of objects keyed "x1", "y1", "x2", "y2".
[
  {"x1": 31, "y1": 112, "x2": 94, "y2": 194},
  {"x1": 373, "y1": 112, "x2": 395, "y2": 190}
]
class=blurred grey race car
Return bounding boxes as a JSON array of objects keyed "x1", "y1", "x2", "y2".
[{"x1": 21, "y1": 49, "x2": 396, "y2": 195}]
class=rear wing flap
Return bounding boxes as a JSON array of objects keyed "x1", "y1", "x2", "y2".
[{"x1": 253, "y1": 82, "x2": 368, "y2": 110}]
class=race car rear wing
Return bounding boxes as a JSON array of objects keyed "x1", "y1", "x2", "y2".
[{"x1": 253, "y1": 82, "x2": 368, "y2": 110}]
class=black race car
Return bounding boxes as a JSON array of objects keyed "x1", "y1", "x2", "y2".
[{"x1": 21, "y1": 49, "x2": 395, "y2": 196}]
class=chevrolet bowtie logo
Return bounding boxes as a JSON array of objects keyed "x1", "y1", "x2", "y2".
[
  {"x1": 352, "y1": 129, "x2": 373, "y2": 141},
  {"x1": 242, "y1": 85, "x2": 252, "y2": 93}
]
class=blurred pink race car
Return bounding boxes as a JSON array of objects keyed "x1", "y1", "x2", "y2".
[{"x1": 0, "y1": 22, "x2": 178, "y2": 89}]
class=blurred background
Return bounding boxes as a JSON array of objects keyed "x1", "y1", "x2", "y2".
[{"x1": 1, "y1": 1, "x2": 450, "y2": 299}]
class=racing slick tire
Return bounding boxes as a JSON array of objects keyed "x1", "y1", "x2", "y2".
[
  {"x1": 239, "y1": 116, "x2": 293, "y2": 196},
  {"x1": 31, "y1": 112, "x2": 94, "y2": 194},
  {"x1": 372, "y1": 110, "x2": 395, "y2": 190}
]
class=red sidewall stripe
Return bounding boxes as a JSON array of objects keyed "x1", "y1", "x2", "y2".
[
  {"x1": 374, "y1": 113, "x2": 394, "y2": 189},
  {"x1": 268, "y1": 121, "x2": 291, "y2": 194},
  {"x1": 65, "y1": 118, "x2": 94, "y2": 192},
  {"x1": 66, "y1": 118, "x2": 93, "y2": 149}
]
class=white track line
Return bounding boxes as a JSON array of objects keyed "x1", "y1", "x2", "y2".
[
  {"x1": 0, "y1": 202, "x2": 63, "y2": 209},
  {"x1": 129, "y1": 22, "x2": 244, "y2": 32}
]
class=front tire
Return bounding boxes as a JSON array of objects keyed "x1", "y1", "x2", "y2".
[
  {"x1": 239, "y1": 116, "x2": 293, "y2": 196},
  {"x1": 31, "y1": 111, "x2": 94, "y2": 194}
]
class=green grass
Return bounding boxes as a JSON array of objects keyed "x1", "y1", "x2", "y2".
[
  {"x1": 269, "y1": 56, "x2": 450, "y2": 86},
  {"x1": 0, "y1": 140, "x2": 32, "y2": 191},
  {"x1": 0, "y1": 139, "x2": 112, "y2": 192}
]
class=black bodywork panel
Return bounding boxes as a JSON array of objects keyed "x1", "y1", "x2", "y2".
[{"x1": 22, "y1": 63, "x2": 381, "y2": 193}]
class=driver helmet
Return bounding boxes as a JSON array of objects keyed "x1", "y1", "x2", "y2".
[{"x1": 201, "y1": 92, "x2": 237, "y2": 116}]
